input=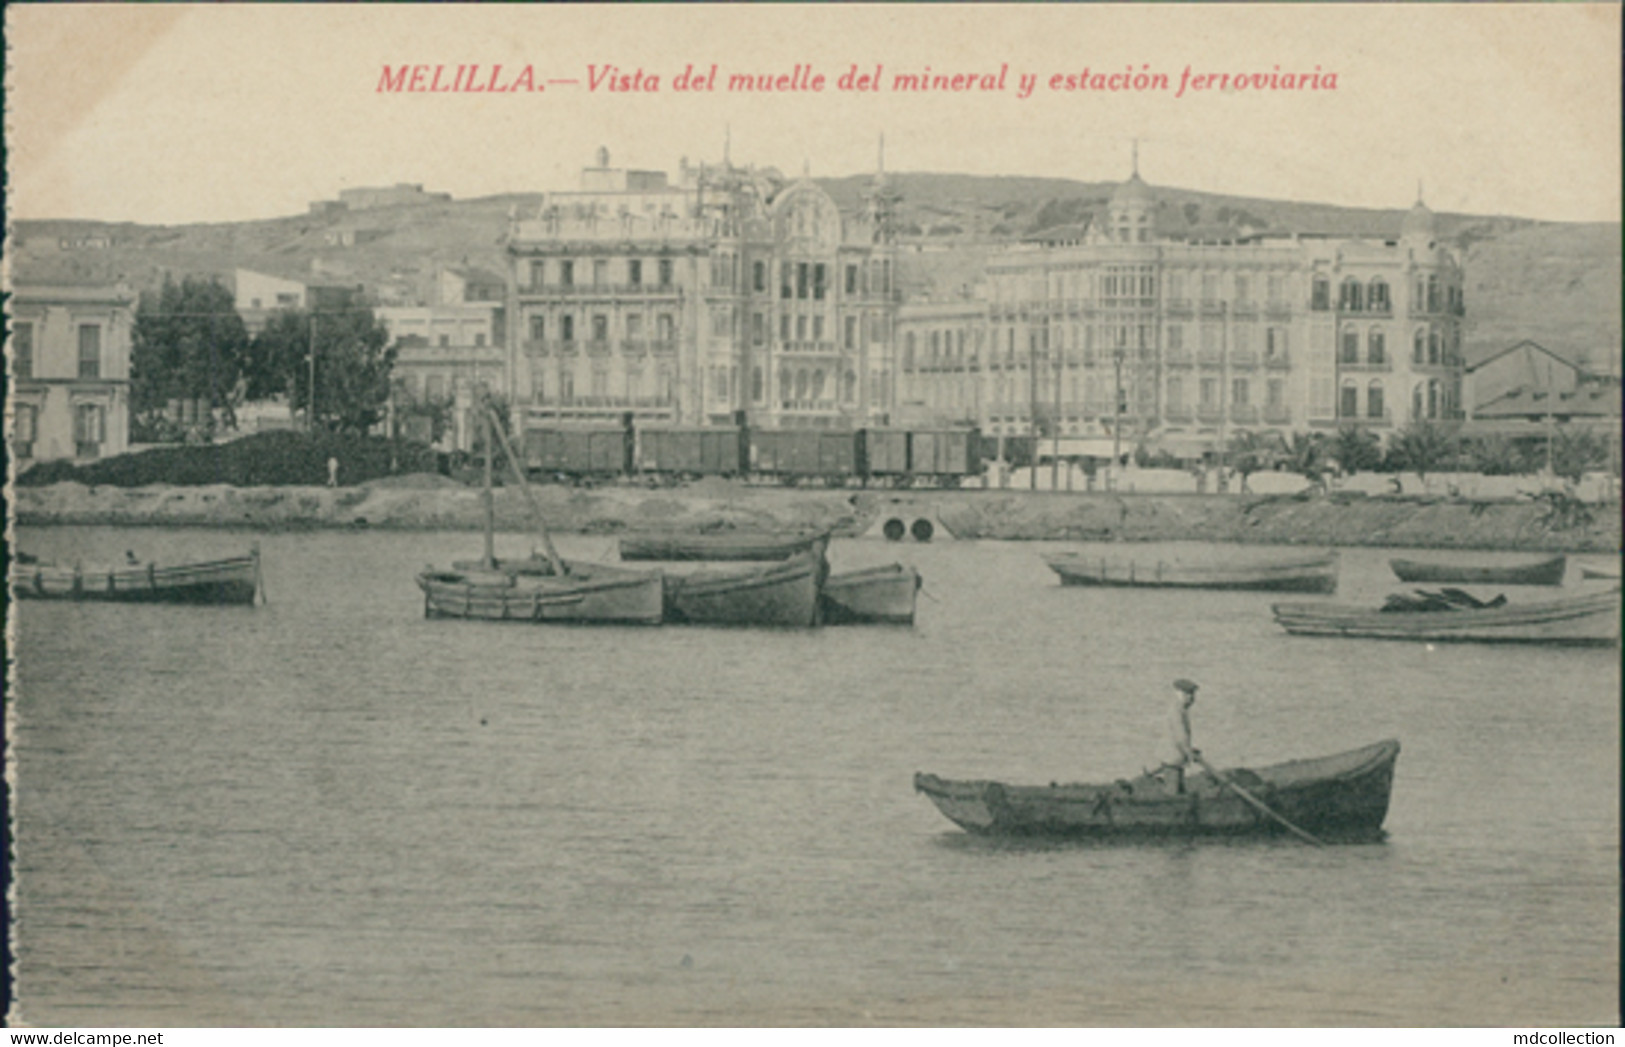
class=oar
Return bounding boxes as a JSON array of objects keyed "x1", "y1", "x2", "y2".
[{"x1": 1192, "y1": 752, "x2": 1325, "y2": 847}]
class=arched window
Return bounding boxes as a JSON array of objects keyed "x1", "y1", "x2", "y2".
[
  {"x1": 1340, "y1": 379, "x2": 1359, "y2": 419},
  {"x1": 1428, "y1": 379, "x2": 1440, "y2": 418},
  {"x1": 1368, "y1": 279, "x2": 1390, "y2": 313},
  {"x1": 1340, "y1": 326, "x2": 1360, "y2": 364},
  {"x1": 1339, "y1": 278, "x2": 1363, "y2": 312},
  {"x1": 1412, "y1": 382, "x2": 1425, "y2": 422},
  {"x1": 1428, "y1": 331, "x2": 1440, "y2": 365},
  {"x1": 1413, "y1": 329, "x2": 1427, "y2": 364},
  {"x1": 1367, "y1": 380, "x2": 1385, "y2": 420},
  {"x1": 1311, "y1": 276, "x2": 1330, "y2": 311},
  {"x1": 1368, "y1": 329, "x2": 1386, "y2": 366}
]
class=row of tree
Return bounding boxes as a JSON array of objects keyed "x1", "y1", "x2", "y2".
[
  {"x1": 130, "y1": 278, "x2": 396, "y2": 440},
  {"x1": 1216, "y1": 421, "x2": 1617, "y2": 491}
]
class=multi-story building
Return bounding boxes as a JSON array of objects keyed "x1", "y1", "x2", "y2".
[
  {"x1": 899, "y1": 169, "x2": 1467, "y2": 457},
  {"x1": 7, "y1": 279, "x2": 137, "y2": 465},
  {"x1": 234, "y1": 267, "x2": 365, "y2": 334},
  {"x1": 378, "y1": 266, "x2": 507, "y2": 450},
  {"x1": 504, "y1": 148, "x2": 900, "y2": 432}
]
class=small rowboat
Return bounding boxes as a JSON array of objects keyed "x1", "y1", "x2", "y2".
[
  {"x1": 1271, "y1": 587, "x2": 1619, "y2": 645},
  {"x1": 10, "y1": 548, "x2": 261, "y2": 605},
  {"x1": 619, "y1": 531, "x2": 828, "y2": 562},
  {"x1": 1389, "y1": 555, "x2": 1567, "y2": 586},
  {"x1": 1043, "y1": 550, "x2": 1338, "y2": 593},
  {"x1": 915, "y1": 740, "x2": 1399, "y2": 840},
  {"x1": 662, "y1": 541, "x2": 828, "y2": 627},
  {"x1": 820, "y1": 563, "x2": 922, "y2": 625},
  {"x1": 418, "y1": 561, "x2": 665, "y2": 624},
  {"x1": 1580, "y1": 565, "x2": 1620, "y2": 581}
]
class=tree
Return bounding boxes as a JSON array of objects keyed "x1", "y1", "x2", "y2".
[
  {"x1": 1330, "y1": 425, "x2": 1382, "y2": 476},
  {"x1": 1283, "y1": 431, "x2": 1329, "y2": 490},
  {"x1": 1225, "y1": 430, "x2": 1283, "y2": 494},
  {"x1": 250, "y1": 298, "x2": 395, "y2": 433},
  {"x1": 130, "y1": 278, "x2": 251, "y2": 435},
  {"x1": 1386, "y1": 420, "x2": 1461, "y2": 487},
  {"x1": 1549, "y1": 426, "x2": 1610, "y2": 484},
  {"x1": 1465, "y1": 435, "x2": 1532, "y2": 477}
]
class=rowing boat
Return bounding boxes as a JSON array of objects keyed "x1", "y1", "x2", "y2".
[
  {"x1": 1043, "y1": 550, "x2": 1339, "y2": 593},
  {"x1": 1389, "y1": 555, "x2": 1567, "y2": 586},
  {"x1": 10, "y1": 548, "x2": 261, "y2": 605},
  {"x1": 915, "y1": 740, "x2": 1399, "y2": 840},
  {"x1": 417, "y1": 560, "x2": 665, "y2": 624},
  {"x1": 1271, "y1": 587, "x2": 1619, "y2": 645},
  {"x1": 820, "y1": 563, "x2": 921, "y2": 625},
  {"x1": 662, "y1": 541, "x2": 828, "y2": 627}
]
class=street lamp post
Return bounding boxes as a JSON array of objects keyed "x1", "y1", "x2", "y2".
[{"x1": 1111, "y1": 345, "x2": 1126, "y2": 490}]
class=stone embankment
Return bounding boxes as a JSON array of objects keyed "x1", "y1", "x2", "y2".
[{"x1": 10, "y1": 475, "x2": 1620, "y2": 552}]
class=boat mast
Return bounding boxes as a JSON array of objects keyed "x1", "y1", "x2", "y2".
[
  {"x1": 482, "y1": 408, "x2": 496, "y2": 570},
  {"x1": 483, "y1": 401, "x2": 567, "y2": 577}
]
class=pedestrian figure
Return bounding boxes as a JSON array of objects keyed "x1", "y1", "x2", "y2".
[
  {"x1": 327, "y1": 456, "x2": 339, "y2": 488},
  {"x1": 1161, "y1": 678, "x2": 1201, "y2": 794}
]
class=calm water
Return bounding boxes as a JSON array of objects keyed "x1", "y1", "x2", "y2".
[{"x1": 9, "y1": 526, "x2": 1620, "y2": 1026}]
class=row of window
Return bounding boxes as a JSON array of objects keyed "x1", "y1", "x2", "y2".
[
  {"x1": 527, "y1": 312, "x2": 678, "y2": 344},
  {"x1": 9, "y1": 322, "x2": 103, "y2": 380},
  {"x1": 1337, "y1": 325, "x2": 1462, "y2": 367},
  {"x1": 525, "y1": 257, "x2": 675, "y2": 289},
  {"x1": 991, "y1": 270, "x2": 1462, "y2": 316},
  {"x1": 7, "y1": 402, "x2": 106, "y2": 459},
  {"x1": 521, "y1": 255, "x2": 897, "y2": 298}
]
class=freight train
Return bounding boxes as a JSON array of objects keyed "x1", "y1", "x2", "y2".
[{"x1": 520, "y1": 417, "x2": 988, "y2": 488}]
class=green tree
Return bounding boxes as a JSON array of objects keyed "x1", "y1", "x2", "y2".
[
  {"x1": 1331, "y1": 425, "x2": 1382, "y2": 475},
  {"x1": 130, "y1": 277, "x2": 251, "y2": 435},
  {"x1": 1386, "y1": 420, "x2": 1461, "y2": 487},
  {"x1": 251, "y1": 299, "x2": 395, "y2": 433}
]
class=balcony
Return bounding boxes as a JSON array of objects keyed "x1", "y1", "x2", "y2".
[
  {"x1": 1163, "y1": 406, "x2": 1194, "y2": 423},
  {"x1": 1198, "y1": 349, "x2": 1224, "y2": 368},
  {"x1": 1339, "y1": 358, "x2": 1392, "y2": 372},
  {"x1": 1264, "y1": 300, "x2": 1293, "y2": 318},
  {"x1": 648, "y1": 339, "x2": 678, "y2": 356},
  {"x1": 1262, "y1": 405, "x2": 1292, "y2": 425},
  {"x1": 1264, "y1": 352, "x2": 1292, "y2": 370},
  {"x1": 1196, "y1": 405, "x2": 1225, "y2": 424},
  {"x1": 533, "y1": 395, "x2": 675, "y2": 410},
  {"x1": 520, "y1": 282, "x2": 679, "y2": 298},
  {"x1": 1230, "y1": 350, "x2": 1259, "y2": 369},
  {"x1": 1165, "y1": 297, "x2": 1194, "y2": 316},
  {"x1": 585, "y1": 339, "x2": 612, "y2": 357},
  {"x1": 1230, "y1": 404, "x2": 1260, "y2": 425},
  {"x1": 1199, "y1": 299, "x2": 1227, "y2": 316},
  {"x1": 1163, "y1": 348, "x2": 1194, "y2": 368},
  {"x1": 1231, "y1": 301, "x2": 1258, "y2": 318}
]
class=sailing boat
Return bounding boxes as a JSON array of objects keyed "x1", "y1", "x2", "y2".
[{"x1": 416, "y1": 404, "x2": 665, "y2": 624}]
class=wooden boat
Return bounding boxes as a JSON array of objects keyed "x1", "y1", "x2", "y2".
[
  {"x1": 820, "y1": 563, "x2": 921, "y2": 625},
  {"x1": 10, "y1": 547, "x2": 261, "y2": 605},
  {"x1": 662, "y1": 541, "x2": 828, "y2": 627},
  {"x1": 915, "y1": 739, "x2": 1399, "y2": 840},
  {"x1": 417, "y1": 403, "x2": 664, "y2": 625},
  {"x1": 418, "y1": 560, "x2": 664, "y2": 624},
  {"x1": 1580, "y1": 565, "x2": 1620, "y2": 581},
  {"x1": 619, "y1": 531, "x2": 827, "y2": 562},
  {"x1": 1043, "y1": 550, "x2": 1339, "y2": 593},
  {"x1": 1271, "y1": 587, "x2": 1620, "y2": 645},
  {"x1": 1389, "y1": 555, "x2": 1567, "y2": 586}
]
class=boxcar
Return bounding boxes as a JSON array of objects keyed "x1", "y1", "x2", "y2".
[
  {"x1": 751, "y1": 428, "x2": 859, "y2": 483},
  {"x1": 524, "y1": 425, "x2": 632, "y2": 477},
  {"x1": 857, "y1": 428, "x2": 912, "y2": 480},
  {"x1": 635, "y1": 426, "x2": 748, "y2": 476}
]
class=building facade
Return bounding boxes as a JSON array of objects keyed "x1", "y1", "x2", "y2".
[
  {"x1": 504, "y1": 149, "x2": 900, "y2": 432},
  {"x1": 8, "y1": 280, "x2": 138, "y2": 466},
  {"x1": 898, "y1": 172, "x2": 1467, "y2": 457}
]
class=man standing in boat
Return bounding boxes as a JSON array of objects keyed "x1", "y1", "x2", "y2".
[{"x1": 1164, "y1": 678, "x2": 1201, "y2": 794}]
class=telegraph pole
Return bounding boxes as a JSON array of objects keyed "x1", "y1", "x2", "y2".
[{"x1": 308, "y1": 313, "x2": 318, "y2": 432}]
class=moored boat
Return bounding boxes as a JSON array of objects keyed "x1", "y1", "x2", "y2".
[
  {"x1": 915, "y1": 739, "x2": 1399, "y2": 840},
  {"x1": 1389, "y1": 555, "x2": 1567, "y2": 586},
  {"x1": 1580, "y1": 565, "x2": 1620, "y2": 581},
  {"x1": 1043, "y1": 550, "x2": 1338, "y2": 593},
  {"x1": 820, "y1": 563, "x2": 921, "y2": 625},
  {"x1": 10, "y1": 547, "x2": 261, "y2": 605},
  {"x1": 619, "y1": 531, "x2": 828, "y2": 562},
  {"x1": 418, "y1": 560, "x2": 665, "y2": 624},
  {"x1": 1271, "y1": 587, "x2": 1620, "y2": 645},
  {"x1": 662, "y1": 541, "x2": 828, "y2": 627}
]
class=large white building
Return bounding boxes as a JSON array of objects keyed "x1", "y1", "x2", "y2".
[
  {"x1": 8, "y1": 279, "x2": 137, "y2": 465},
  {"x1": 898, "y1": 170, "x2": 1467, "y2": 458}
]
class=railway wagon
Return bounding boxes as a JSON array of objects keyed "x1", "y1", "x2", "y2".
[
  {"x1": 858, "y1": 427, "x2": 983, "y2": 485},
  {"x1": 751, "y1": 428, "x2": 860, "y2": 483},
  {"x1": 635, "y1": 425, "x2": 748, "y2": 476},
  {"x1": 523, "y1": 425, "x2": 632, "y2": 476}
]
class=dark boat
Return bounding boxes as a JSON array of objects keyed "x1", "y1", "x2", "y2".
[
  {"x1": 662, "y1": 541, "x2": 828, "y2": 627},
  {"x1": 1271, "y1": 587, "x2": 1619, "y2": 645},
  {"x1": 619, "y1": 531, "x2": 828, "y2": 562},
  {"x1": 820, "y1": 563, "x2": 921, "y2": 625},
  {"x1": 1043, "y1": 550, "x2": 1338, "y2": 593},
  {"x1": 1388, "y1": 555, "x2": 1567, "y2": 586},
  {"x1": 915, "y1": 740, "x2": 1399, "y2": 840},
  {"x1": 10, "y1": 547, "x2": 261, "y2": 605}
]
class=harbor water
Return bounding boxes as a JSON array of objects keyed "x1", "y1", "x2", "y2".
[{"x1": 9, "y1": 526, "x2": 1620, "y2": 1026}]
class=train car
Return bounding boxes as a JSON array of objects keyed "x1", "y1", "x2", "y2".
[
  {"x1": 523, "y1": 425, "x2": 632, "y2": 478},
  {"x1": 635, "y1": 425, "x2": 748, "y2": 477},
  {"x1": 857, "y1": 428, "x2": 911, "y2": 481},
  {"x1": 859, "y1": 427, "x2": 983, "y2": 486},
  {"x1": 751, "y1": 428, "x2": 859, "y2": 484}
]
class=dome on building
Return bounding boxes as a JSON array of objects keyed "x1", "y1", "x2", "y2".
[
  {"x1": 1110, "y1": 171, "x2": 1154, "y2": 210},
  {"x1": 1401, "y1": 196, "x2": 1436, "y2": 240}
]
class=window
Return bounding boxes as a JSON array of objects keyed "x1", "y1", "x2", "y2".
[
  {"x1": 74, "y1": 403, "x2": 105, "y2": 457},
  {"x1": 844, "y1": 316, "x2": 857, "y2": 350},
  {"x1": 1311, "y1": 277, "x2": 1330, "y2": 311},
  {"x1": 753, "y1": 313, "x2": 765, "y2": 346},
  {"x1": 629, "y1": 259, "x2": 643, "y2": 286},
  {"x1": 592, "y1": 368, "x2": 608, "y2": 397},
  {"x1": 1340, "y1": 381, "x2": 1359, "y2": 419},
  {"x1": 657, "y1": 313, "x2": 674, "y2": 342},
  {"x1": 1340, "y1": 327, "x2": 1359, "y2": 364},
  {"x1": 559, "y1": 370, "x2": 575, "y2": 401},
  {"x1": 780, "y1": 265, "x2": 793, "y2": 299},
  {"x1": 592, "y1": 315, "x2": 609, "y2": 342},
  {"x1": 560, "y1": 315, "x2": 574, "y2": 342},
  {"x1": 426, "y1": 375, "x2": 446, "y2": 401},
  {"x1": 530, "y1": 260, "x2": 544, "y2": 287},
  {"x1": 1426, "y1": 274, "x2": 1440, "y2": 313},
  {"x1": 530, "y1": 368, "x2": 545, "y2": 401},
  {"x1": 811, "y1": 369, "x2": 825, "y2": 400},
  {"x1": 658, "y1": 259, "x2": 673, "y2": 287},
  {"x1": 1265, "y1": 327, "x2": 1287, "y2": 359},
  {"x1": 753, "y1": 261, "x2": 766, "y2": 293},
  {"x1": 796, "y1": 315, "x2": 808, "y2": 341},
  {"x1": 797, "y1": 262, "x2": 809, "y2": 300},
  {"x1": 1267, "y1": 378, "x2": 1284, "y2": 407},
  {"x1": 1368, "y1": 329, "x2": 1385, "y2": 365},
  {"x1": 781, "y1": 315, "x2": 791, "y2": 342},
  {"x1": 752, "y1": 366, "x2": 764, "y2": 403},
  {"x1": 77, "y1": 325, "x2": 101, "y2": 378},
  {"x1": 593, "y1": 260, "x2": 608, "y2": 287},
  {"x1": 529, "y1": 315, "x2": 545, "y2": 343},
  {"x1": 1367, "y1": 380, "x2": 1385, "y2": 420},
  {"x1": 812, "y1": 316, "x2": 824, "y2": 342},
  {"x1": 903, "y1": 333, "x2": 915, "y2": 370},
  {"x1": 1428, "y1": 331, "x2": 1440, "y2": 365},
  {"x1": 1167, "y1": 325, "x2": 1183, "y2": 351},
  {"x1": 813, "y1": 264, "x2": 826, "y2": 301},
  {"x1": 475, "y1": 333, "x2": 486, "y2": 348},
  {"x1": 13, "y1": 402, "x2": 37, "y2": 457},
  {"x1": 1339, "y1": 279, "x2": 1363, "y2": 312},
  {"x1": 626, "y1": 313, "x2": 643, "y2": 340},
  {"x1": 560, "y1": 260, "x2": 574, "y2": 287},
  {"x1": 1369, "y1": 279, "x2": 1390, "y2": 312},
  {"x1": 1235, "y1": 274, "x2": 1250, "y2": 303},
  {"x1": 1414, "y1": 329, "x2": 1426, "y2": 364},
  {"x1": 1166, "y1": 376, "x2": 1184, "y2": 409},
  {"x1": 845, "y1": 265, "x2": 858, "y2": 295},
  {"x1": 1231, "y1": 377, "x2": 1250, "y2": 407},
  {"x1": 13, "y1": 322, "x2": 33, "y2": 378},
  {"x1": 439, "y1": 335, "x2": 450, "y2": 348}
]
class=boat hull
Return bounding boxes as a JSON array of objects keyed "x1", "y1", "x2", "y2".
[
  {"x1": 1272, "y1": 588, "x2": 1620, "y2": 645},
  {"x1": 1044, "y1": 551, "x2": 1339, "y2": 593},
  {"x1": 915, "y1": 740, "x2": 1398, "y2": 840},
  {"x1": 418, "y1": 560, "x2": 665, "y2": 624},
  {"x1": 619, "y1": 532, "x2": 825, "y2": 562},
  {"x1": 1389, "y1": 555, "x2": 1567, "y2": 586},
  {"x1": 10, "y1": 552, "x2": 260, "y2": 606},
  {"x1": 663, "y1": 546, "x2": 826, "y2": 627},
  {"x1": 820, "y1": 564, "x2": 921, "y2": 625}
]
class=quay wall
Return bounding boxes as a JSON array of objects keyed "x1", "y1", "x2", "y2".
[{"x1": 9, "y1": 477, "x2": 1620, "y2": 553}]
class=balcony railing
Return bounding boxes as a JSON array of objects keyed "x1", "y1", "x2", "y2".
[
  {"x1": 1339, "y1": 358, "x2": 1392, "y2": 372},
  {"x1": 531, "y1": 395, "x2": 676, "y2": 410},
  {"x1": 1230, "y1": 404, "x2": 1260, "y2": 424},
  {"x1": 1264, "y1": 352, "x2": 1291, "y2": 370},
  {"x1": 1163, "y1": 407, "x2": 1194, "y2": 423},
  {"x1": 520, "y1": 282, "x2": 678, "y2": 297},
  {"x1": 1262, "y1": 405, "x2": 1292, "y2": 425}
]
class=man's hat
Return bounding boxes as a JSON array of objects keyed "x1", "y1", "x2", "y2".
[{"x1": 1173, "y1": 678, "x2": 1199, "y2": 694}]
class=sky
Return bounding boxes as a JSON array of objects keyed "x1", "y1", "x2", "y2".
[{"x1": 5, "y1": 3, "x2": 1621, "y2": 226}]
